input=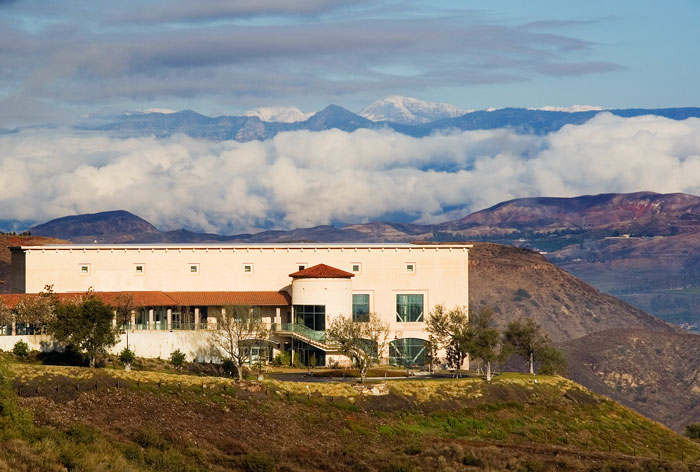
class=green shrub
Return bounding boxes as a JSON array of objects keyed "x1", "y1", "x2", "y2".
[
  {"x1": 65, "y1": 424, "x2": 97, "y2": 445},
  {"x1": 685, "y1": 422, "x2": 700, "y2": 439},
  {"x1": 118, "y1": 347, "x2": 136, "y2": 365},
  {"x1": 133, "y1": 426, "x2": 167, "y2": 450},
  {"x1": 380, "y1": 463, "x2": 414, "y2": 472},
  {"x1": 169, "y1": 349, "x2": 186, "y2": 369},
  {"x1": 462, "y1": 454, "x2": 484, "y2": 467},
  {"x1": 13, "y1": 340, "x2": 29, "y2": 358},
  {"x1": 240, "y1": 452, "x2": 276, "y2": 472},
  {"x1": 272, "y1": 351, "x2": 291, "y2": 366}
]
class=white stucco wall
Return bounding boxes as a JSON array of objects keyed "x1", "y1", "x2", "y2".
[{"x1": 13, "y1": 244, "x2": 470, "y2": 346}]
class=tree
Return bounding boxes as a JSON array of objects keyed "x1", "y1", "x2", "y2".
[
  {"x1": 210, "y1": 305, "x2": 269, "y2": 381},
  {"x1": 48, "y1": 292, "x2": 118, "y2": 368},
  {"x1": 170, "y1": 349, "x2": 186, "y2": 369},
  {"x1": 326, "y1": 313, "x2": 389, "y2": 383},
  {"x1": 469, "y1": 307, "x2": 500, "y2": 381},
  {"x1": 502, "y1": 318, "x2": 559, "y2": 375},
  {"x1": 118, "y1": 347, "x2": 136, "y2": 368},
  {"x1": 114, "y1": 293, "x2": 140, "y2": 349},
  {"x1": 14, "y1": 285, "x2": 59, "y2": 333},
  {"x1": 425, "y1": 304, "x2": 471, "y2": 377},
  {"x1": 0, "y1": 298, "x2": 12, "y2": 332},
  {"x1": 535, "y1": 345, "x2": 567, "y2": 375}
]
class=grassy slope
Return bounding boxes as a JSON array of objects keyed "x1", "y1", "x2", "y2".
[{"x1": 2, "y1": 361, "x2": 698, "y2": 472}]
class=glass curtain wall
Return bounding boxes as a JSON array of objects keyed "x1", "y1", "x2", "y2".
[
  {"x1": 389, "y1": 338, "x2": 429, "y2": 366},
  {"x1": 293, "y1": 305, "x2": 325, "y2": 331}
]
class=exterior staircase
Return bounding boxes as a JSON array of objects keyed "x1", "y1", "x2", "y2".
[{"x1": 271, "y1": 323, "x2": 333, "y2": 351}]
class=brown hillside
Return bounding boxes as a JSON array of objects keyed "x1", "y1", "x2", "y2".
[
  {"x1": 559, "y1": 329, "x2": 700, "y2": 432},
  {"x1": 468, "y1": 243, "x2": 676, "y2": 342},
  {"x1": 0, "y1": 234, "x2": 67, "y2": 293}
]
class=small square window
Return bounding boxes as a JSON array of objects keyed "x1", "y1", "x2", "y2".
[
  {"x1": 135, "y1": 264, "x2": 144, "y2": 275},
  {"x1": 352, "y1": 263, "x2": 361, "y2": 273},
  {"x1": 80, "y1": 264, "x2": 90, "y2": 275},
  {"x1": 406, "y1": 263, "x2": 415, "y2": 273},
  {"x1": 243, "y1": 264, "x2": 253, "y2": 273},
  {"x1": 297, "y1": 263, "x2": 307, "y2": 271},
  {"x1": 190, "y1": 265, "x2": 198, "y2": 273}
]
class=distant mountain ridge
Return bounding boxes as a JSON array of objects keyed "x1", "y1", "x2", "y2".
[
  {"x1": 25, "y1": 191, "x2": 700, "y2": 330},
  {"x1": 359, "y1": 95, "x2": 465, "y2": 124},
  {"x1": 79, "y1": 105, "x2": 700, "y2": 142}
]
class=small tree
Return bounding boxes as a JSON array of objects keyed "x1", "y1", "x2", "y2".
[
  {"x1": 118, "y1": 347, "x2": 136, "y2": 368},
  {"x1": 326, "y1": 313, "x2": 389, "y2": 383},
  {"x1": 685, "y1": 423, "x2": 700, "y2": 440},
  {"x1": 536, "y1": 345, "x2": 567, "y2": 375},
  {"x1": 114, "y1": 293, "x2": 140, "y2": 349},
  {"x1": 469, "y1": 307, "x2": 500, "y2": 381},
  {"x1": 49, "y1": 292, "x2": 118, "y2": 368},
  {"x1": 502, "y1": 318, "x2": 559, "y2": 375},
  {"x1": 13, "y1": 340, "x2": 29, "y2": 358},
  {"x1": 210, "y1": 305, "x2": 269, "y2": 381},
  {"x1": 170, "y1": 349, "x2": 186, "y2": 369},
  {"x1": 0, "y1": 298, "x2": 13, "y2": 332},
  {"x1": 425, "y1": 304, "x2": 470, "y2": 377},
  {"x1": 14, "y1": 285, "x2": 59, "y2": 333}
]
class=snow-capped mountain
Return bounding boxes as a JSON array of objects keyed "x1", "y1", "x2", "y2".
[
  {"x1": 243, "y1": 106, "x2": 313, "y2": 123},
  {"x1": 531, "y1": 105, "x2": 605, "y2": 113},
  {"x1": 359, "y1": 95, "x2": 465, "y2": 124}
]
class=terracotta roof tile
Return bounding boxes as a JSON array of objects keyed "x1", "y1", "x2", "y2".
[
  {"x1": 0, "y1": 291, "x2": 291, "y2": 309},
  {"x1": 164, "y1": 291, "x2": 290, "y2": 307},
  {"x1": 289, "y1": 263, "x2": 354, "y2": 279}
]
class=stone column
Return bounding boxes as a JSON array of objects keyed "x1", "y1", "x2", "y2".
[
  {"x1": 112, "y1": 310, "x2": 117, "y2": 328},
  {"x1": 148, "y1": 308, "x2": 154, "y2": 330},
  {"x1": 167, "y1": 308, "x2": 172, "y2": 330},
  {"x1": 11, "y1": 320, "x2": 16, "y2": 336},
  {"x1": 130, "y1": 309, "x2": 136, "y2": 331},
  {"x1": 275, "y1": 307, "x2": 281, "y2": 325},
  {"x1": 194, "y1": 307, "x2": 200, "y2": 331}
]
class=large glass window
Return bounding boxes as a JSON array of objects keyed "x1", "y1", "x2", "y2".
[
  {"x1": 352, "y1": 294, "x2": 370, "y2": 322},
  {"x1": 293, "y1": 305, "x2": 325, "y2": 331},
  {"x1": 396, "y1": 294, "x2": 424, "y2": 322},
  {"x1": 390, "y1": 338, "x2": 429, "y2": 366}
]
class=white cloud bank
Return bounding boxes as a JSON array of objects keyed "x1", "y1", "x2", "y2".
[{"x1": 1, "y1": 113, "x2": 700, "y2": 233}]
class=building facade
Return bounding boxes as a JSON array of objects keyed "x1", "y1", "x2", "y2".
[{"x1": 4, "y1": 243, "x2": 471, "y2": 366}]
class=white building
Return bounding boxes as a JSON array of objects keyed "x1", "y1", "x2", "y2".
[{"x1": 3, "y1": 243, "x2": 471, "y2": 366}]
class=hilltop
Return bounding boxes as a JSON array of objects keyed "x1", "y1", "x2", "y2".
[{"x1": 4, "y1": 360, "x2": 699, "y2": 471}]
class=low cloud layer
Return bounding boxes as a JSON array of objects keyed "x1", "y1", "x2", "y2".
[{"x1": 1, "y1": 113, "x2": 699, "y2": 233}]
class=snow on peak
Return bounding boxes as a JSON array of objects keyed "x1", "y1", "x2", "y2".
[
  {"x1": 143, "y1": 108, "x2": 177, "y2": 114},
  {"x1": 359, "y1": 96, "x2": 465, "y2": 124},
  {"x1": 243, "y1": 106, "x2": 313, "y2": 123},
  {"x1": 531, "y1": 105, "x2": 605, "y2": 113}
]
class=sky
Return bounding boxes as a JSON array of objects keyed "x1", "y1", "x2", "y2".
[
  {"x1": 1, "y1": 0, "x2": 699, "y2": 125},
  {"x1": 1, "y1": 1, "x2": 699, "y2": 233}
]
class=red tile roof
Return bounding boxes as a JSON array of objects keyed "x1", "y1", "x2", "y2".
[
  {"x1": 165, "y1": 291, "x2": 290, "y2": 307},
  {"x1": 0, "y1": 290, "x2": 291, "y2": 309},
  {"x1": 289, "y1": 263, "x2": 354, "y2": 279}
]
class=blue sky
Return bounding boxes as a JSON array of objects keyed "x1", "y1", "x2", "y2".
[{"x1": 1, "y1": 0, "x2": 698, "y2": 126}]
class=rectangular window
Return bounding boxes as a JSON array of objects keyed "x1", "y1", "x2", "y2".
[
  {"x1": 135, "y1": 264, "x2": 145, "y2": 275},
  {"x1": 190, "y1": 264, "x2": 199, "y2": 274},
  {"x1": 296, "y1": 263, "x2": 307, "y2": 271},
  {"x1": 79, "y1": 264, "x2": 90, "y2": 275},
  {"x1": 405, "y1": 263, "x2": 415, "y2": 273},
  {"x1": 293, "y1": 305, "x2": 325, "y2": 331},
  {"x1": 396, "y1": 294, "x2": 424, "y2": 322},
  {"x1": 351, "y1": 263, "x2": 361, "y2": 273},
  {"x1": 243, "y1": 263, "x2": 253, "y2": 273},
  {"x1": 352, "y1": 294, "x2": 370, "y2": 322}
]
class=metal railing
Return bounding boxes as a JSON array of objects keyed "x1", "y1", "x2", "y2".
[{"x1": 272, "y1": 323, "x2": 326, "y2": 344}]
